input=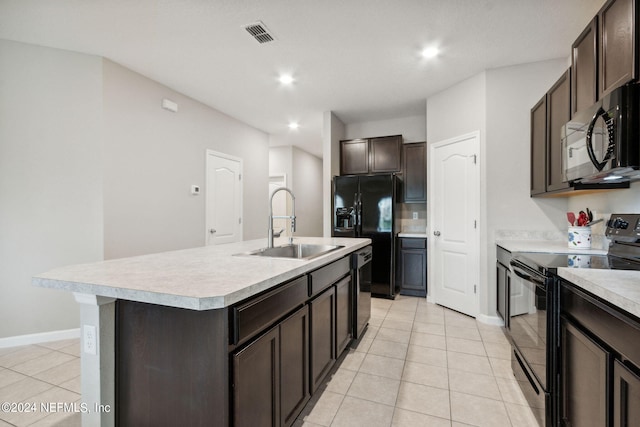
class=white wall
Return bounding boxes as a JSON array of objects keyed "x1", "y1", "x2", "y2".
[
  {"x1": 426, "y1": 59, "x2": 572, "y2": 320},
  {"x1": 269, "y1": 146, "x2": 323, "y2": 237},
  {"x1": 484, "y1": 59, "x2": 571, "y2": 318},
  {"x1": 567, "y1": 182, "x2": 640, "y2": 226},
  {"x1": 0, "y1": 40, "x2": 104, "y2": 338},
  {"x1": 323, "y1": 112, "x2": 345, "y2": 236},
  {"x1": 102, "y1": 60, "x2": 269, "y2": 259},
  {"x1": 345, "y1": 115, "x2": 426, "y2": 142}
]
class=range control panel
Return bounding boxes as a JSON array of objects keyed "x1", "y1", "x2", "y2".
[{"x1": 606, "y1": 214, "x2": 640, "y2": 238}]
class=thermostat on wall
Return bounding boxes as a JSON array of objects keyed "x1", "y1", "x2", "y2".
[{"x1": 191, "y1": 185, "x2": 200, "y2": 195}]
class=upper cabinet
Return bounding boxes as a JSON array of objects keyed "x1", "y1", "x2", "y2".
[
  {"x1": 599, "y1": 0, "x2": 638, "y2": 97},
  {"x1": 340, "y1": 135, "x2": 402, "y2": 175},
  {"x1": 402, "y1": 142, "x2": 427, "y2": 203},
  {"x1": 530, "y1": 70, "x2": 572, "y2": 196},
  {"x1": 572, "y1": 18, "x2": 598, "y2": 116},
  {"x1": 571, "y1": 0, "x2": 638, "y2": 117}
]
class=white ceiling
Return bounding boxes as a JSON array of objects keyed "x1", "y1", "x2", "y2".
[{"x1": 0, "y1": 0, "x2": 604, "y2": 157}]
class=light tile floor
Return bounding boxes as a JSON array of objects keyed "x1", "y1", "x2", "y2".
[
  {"x1": 0, "y1": 339, "x2": 81, "y2": 426},
  {"x1": 294, "y1": 296, "x2": 540, "y2": 427},
  {"x1": 0, "y1": 296, "x2": 539, "y2": 427}
]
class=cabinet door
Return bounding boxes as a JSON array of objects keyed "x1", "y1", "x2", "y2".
[
  {"x1": 370, "y1": 136, "x2": 401, "y2": 173},
  {"x1": 547, "y1": 70, "x2": 571, "y2": 192},
  {"x1": 531, "y1": 95, "x2": 547, "y2": 195},
  {"x1": 335, "y1": 276, "x2": 352, "y2": 356},
  {"x1": 341, "y1": 139, "x2": 369, "y2": 175},
  {"x1": 398, "y1": 240, "x2": 427, "y2": 297},
  {"x1": 496, "y1": 262, "x2": 507, "y2": 322},
  {"x1": 613, "y1": 359, "x2": 640, "y2": 427},
  {"x1": 402, "y1": 142, "x2": 427, "y2": 203},
  {"x1": 309, "y1": 286, "x2": 336, "y2": 393},
  {"x1": 560, "y1": 319, "x2": 609, "y2": 427},
  {"x1": 599, "y1": 0, "x2": 637, "y2": 98},
  {"x1": 233, "y1": 327, "x2": 280, "y2": 427},
  {"x1": 280, "y1": 306, "x2": 310, "y2": 427},
  {"x1": 572, "y1": 17, "x2": 598, "y2": 116}
]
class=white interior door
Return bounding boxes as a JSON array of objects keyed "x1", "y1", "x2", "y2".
[
  {"x1": 429, "y1": 132, "x2": 480, "y2": 317},
  {"x1": 206, "y1": 150, "x2": 243, "y2": 245}
]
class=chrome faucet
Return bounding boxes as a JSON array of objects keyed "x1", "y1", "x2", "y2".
[{"x1": 268, "y1": 187, "x2": 296, "y2": 248}]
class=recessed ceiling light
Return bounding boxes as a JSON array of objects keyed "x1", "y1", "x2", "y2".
[
  {"x1": 279, "y1": 74, "x2": 294, "y2": 85},
  {"x1": 288, "y1": 122, "x2": 299, "y2": 130},
  {"x1": 421, "y1": 47, "x2": 439, "y2": 59}
]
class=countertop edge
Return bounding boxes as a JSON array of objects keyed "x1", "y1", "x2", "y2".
[{"x1": 33, "y1": 237, "x2": 371, "y2": 310}]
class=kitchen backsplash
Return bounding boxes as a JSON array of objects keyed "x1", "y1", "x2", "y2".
[{"x1": 397, "y1": 203, "x2": 427, "y2": 234}]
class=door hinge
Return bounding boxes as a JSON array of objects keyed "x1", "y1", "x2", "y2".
[
  {"x1": 474, "y1": 220, "x2": 477, "y2": 229},
  {"x1": 238, "y1": 174, "x2": 242, "y2": 180},
  {"x1": 239, "y1": 217, "x2": 242, "y2": 224},
  {"x1": 473, "y1": 154, "x2": 477, "y2": 164},
  {"x1": 474, "y1": 284, "x2": 477, "y2": 294}
]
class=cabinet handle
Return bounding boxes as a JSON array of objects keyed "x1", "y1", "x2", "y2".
[{"x1": 433, "y1": 231, "x2": 441, "y2": 236}]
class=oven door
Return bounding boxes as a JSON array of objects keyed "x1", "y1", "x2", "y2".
[{"x1": 508, "y1": 260, "x2": 549, "y2": 392}]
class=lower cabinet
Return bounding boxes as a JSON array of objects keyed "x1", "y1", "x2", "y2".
[
  {"x1": 496, "y1": 246, "x2": 511, "y2": 326},
  {"x1": 560, "y1": 318, "x2": 609, "y2": 427},
  {"x1": 335, "y1": 276, "x2": 352, "y2": 356},
  {"x1": 613, "y1": 359, "x2": 640, "y2": 426},
  {"x1": 559, "y1": 281, "x2": 640, "y2": 427},
  {"x1": 309, "y1": 286, "x2": 336, "y2": 393},
  {"x1": 397, "y1": 237, "x2": 427, "y2": 297},
  {"x1": 232, "y1": 306, "x2": 309, "y2": 427}
]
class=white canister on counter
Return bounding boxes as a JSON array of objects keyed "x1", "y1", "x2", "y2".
[{"x1": 568, "y1": 226, "x2": 592, "y2": 249}]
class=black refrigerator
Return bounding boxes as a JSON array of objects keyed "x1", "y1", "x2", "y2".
[{"x1": 332, "y1": 174, "x2": 397, "y2": 298}]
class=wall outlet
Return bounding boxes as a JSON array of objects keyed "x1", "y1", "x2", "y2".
[
  {"x1": 412, "y1": 212, "x2": 419, "y2": 220},
  {"x1": 83, "y1": 325, "x2": 97, "y2": 355}
]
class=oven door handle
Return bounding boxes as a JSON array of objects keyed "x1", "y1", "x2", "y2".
[{"x1": 510, "y1": 261, "x2": 546, "y2": 286}]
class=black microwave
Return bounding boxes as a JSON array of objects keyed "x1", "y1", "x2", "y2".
[{"x1": 562, "y1": 84, "x2": 640, "y2": 184}]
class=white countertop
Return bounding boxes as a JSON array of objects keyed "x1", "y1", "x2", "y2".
[
  {"x1": 32, "y1": 237, "x2": 371, "y2": 311},
  {"x1": 558, "y1": 268, "x2": 640, "y2": 319},
  {"x1": 496, "y1": 239, "x2": 608, "y2": 255},
  {"x1": 398, "y1": 233, "x2": 428, "y2": 238}
]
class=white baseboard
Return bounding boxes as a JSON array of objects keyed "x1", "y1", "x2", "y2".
[
  {"x1": 476, "y1": 313, "x2": 504, "y2": 326},
  {"x1": 0, "y1": 328, "x2": 80, "y2": 349}
]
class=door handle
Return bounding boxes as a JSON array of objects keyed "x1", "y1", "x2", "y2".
[
  {"x1": 433, "y1": 231, "x2": 441, "y2": 236},
  {"x1": 209, "y1": 229, "x2": 217, "y2": 234}
]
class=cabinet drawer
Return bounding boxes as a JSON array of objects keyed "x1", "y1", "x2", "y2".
[
  {"x1": 232, "y1": 276, "x2": 308, "y2": 345},
  {"x1": 309, "y1": 257, "x2": 350, "y2": 296},
  {"x1": 400, "y1": 238, "x2": 426, "y2": 249}
]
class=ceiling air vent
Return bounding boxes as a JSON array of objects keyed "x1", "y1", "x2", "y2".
[{"x1": 244, "y1": 21, "x2": 275, "y2": 44}]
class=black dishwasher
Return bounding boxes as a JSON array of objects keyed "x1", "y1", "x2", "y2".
[{"x1": 352, "y1": 246, "x2": 372, "y2": 340}]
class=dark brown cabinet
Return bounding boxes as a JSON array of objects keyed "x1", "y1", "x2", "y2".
[
  {"x1": 599, "y1": 0, "x2": 638, "y2": 98},
  {"x1": 559, "y1": 280, "x2": 640, "y2": 427},
  {"x1": 232, "y1": 305, "x2": 309, "y2": 427},
  {"x1": 496, "y1": 246, "x2": 511, "y2": 325},
  {"x1": 397, "y1": 238, "x2": 427, "y2": 297},
  {"x1": 340, "y1": 135, "x2": 402, "y2": 175},
  {"x1": 571, "y1": 0, "x2": 638, "y2": 116},
  {"x1": 335, "y1": 276, "x2": 352, "y2": 356},
  {"x1": 402, "y1": 142, "x2": 427, "y2": 203},
  {"x1": 560, "y1": 319, "x2": 609, "y2": 427},
  {"x1": 340, "y1": 139, "x2": 369, "y2": 175},
  {"x1": 530, "y1": 95, "x2": 547, "y2": 196},
  {"x1": 233, "y1": 326, "x2": 281, "y2": 427},
  {"x1": 613, "y1": 359, "x2": 640, "y2": 426},
  {"x1": 572, "y1": 17, "x2": 598, "y2": 116},
  {"x1": 530, "y1": 70, "x2": 571, "y2": 196},
  {"x1": 309, "y1": 285, "x2": 336, "y2": 393}
]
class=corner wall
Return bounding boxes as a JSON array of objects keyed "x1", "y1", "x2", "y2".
[
  {"x1": 102, "y1": 60, "x2": 269, "y2": 259},
  {"x1": 0, "y1": 40, "x2": 104, "y2": 338}
]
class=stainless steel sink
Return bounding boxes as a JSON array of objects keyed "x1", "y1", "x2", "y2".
[{"x1": 236, "y1": 244, "x2": 344, "y2": 260}]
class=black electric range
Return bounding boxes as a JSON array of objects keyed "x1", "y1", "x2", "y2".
[{"x1": 507, "y1": 213, "x2": 640, "y2": 427}]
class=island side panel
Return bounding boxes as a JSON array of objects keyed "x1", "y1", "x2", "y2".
[{"x1": 116, "y1": 300, "x2": 229, "y2": 426}]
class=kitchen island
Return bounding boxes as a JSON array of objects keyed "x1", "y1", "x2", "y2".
[{"x1": 33, "y1": 236, "x2": 371, "y2": 427}]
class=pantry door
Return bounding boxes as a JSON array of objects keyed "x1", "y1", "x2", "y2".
[
  {"x1": 206, "y1": 150, "x2": 243, "y2": 245},
  {"x1": 429, "y1": 132, "x2": 480, "y2": 317}
]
